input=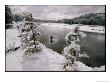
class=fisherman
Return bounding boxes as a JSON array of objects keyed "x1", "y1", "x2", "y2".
[{"x1": 50, "y1": 35, "x2": 54, "y2": 44}]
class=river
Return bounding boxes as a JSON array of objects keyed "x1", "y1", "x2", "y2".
[{"x1": 38, "y1": 23, "x2": 105, "y2": 67}]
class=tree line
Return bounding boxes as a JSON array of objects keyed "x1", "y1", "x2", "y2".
[{"x1": 62, "y1": 13, "x2": 105, "y2": 26}]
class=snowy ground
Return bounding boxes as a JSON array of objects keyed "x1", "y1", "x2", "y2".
[
  {"x1": 41, "y1": 23, "x2": 105, "y2": 34},
  {"x1": 6, "y1": 25, "x2": 105, "y2": 71},
  {"x1": 6, "y1": 29, "x2": 21, "y2": 52},
  {"x1": 6, "y1": 44, "x2": 65, "y2": 71}
]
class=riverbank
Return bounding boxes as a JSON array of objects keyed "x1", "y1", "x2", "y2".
[{"x1": 41, "y1": 23, "x2": 105, "y2": 34}]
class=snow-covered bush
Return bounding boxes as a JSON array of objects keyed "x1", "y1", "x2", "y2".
[
  {"x1": 19, "y1": 13, "x2": 42, "y2": 55},
  {"x1": 65, "y1": 28, "x2": 86, "y2": 44},
  {"x1": 63, "y1": 26, "x2": 89, "y2": 71},
  {"x1": 63, "y1": 42, "x2": 80, "y2": 57}
]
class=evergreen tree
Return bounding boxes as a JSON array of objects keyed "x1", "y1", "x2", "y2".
[
  {"x1": 5, "y1": 5, "x2": 13, "y2": 29},
  {"x1": 13, "y1": 14, "x2": 24, "y2": 22},
  {"x1": 63, "y1": 26, "x2": 89, "y2": 71},
  {"x1": 5, "y1": 5, "x2": 12, "y2": 24},
  {"x1": 19, "y1": 13, "x2": 41, "y2": 55}
]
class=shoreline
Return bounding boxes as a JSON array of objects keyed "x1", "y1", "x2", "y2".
[{"x1": 41, "y1": 23, "x2": 105, "y2": 34}]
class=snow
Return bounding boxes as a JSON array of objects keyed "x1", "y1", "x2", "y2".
[
  {"x1": 78, "y1": 53, "x2": 89, "y2": 58},
  {"x1": 6, "y1": 49, "x2": 22, "y2": 71},
  {"x1": 63, "y1": 28, "x2": 89, "y2": 60},
  {"x1": 6, "y1": 43, "x2": 65, "y2": 71},
  {"x1": 92, "y1": 65, "x2": 105, "y2": 71},
  {"x1": 65, "y1": 31, "x2": 86, "y2": 43},
  {"x1": 63, "y1": 42, "x2": 80, "y2": 56},
  {"x1": 73, "y1": 61, "x2": 92, "y2": 71},
  {"x1": 73, "y1": 61, "x2": 105, "y2": 71},
  {"x1": 79, "y1": 32, "x2": 87, "y2": 38},
  {"x1": 41, "y1": 23, "x2": 105, "y2": 33},
  {"x1": 65, "y1": 32, "x2": 78, "y2": 42},
  {"x1": 22, "y1": 43, "x2": 65, "y2": 71},
  {"x1": 6, "y1": 29, "x2": 21, "y2": 52}
]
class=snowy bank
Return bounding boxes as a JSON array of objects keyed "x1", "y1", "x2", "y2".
[
  {"x1": 73, "y1": 61, "x2": 105, "y2": 71},
  {"x1": 6, "y1": 29, "x2": 21, "y2": 52},
  {"x1": 41, "y1": 23, "x2": 105, "y2": 34},
  {"x1": 6, "y1": 49, "x2": 22, "y2": 71},
  {"x1": 6, "y1": 43, "x2": 65, "y2": 71},
  {"x1": 22, "y1": 44, "x2": 65, "y2": 71}
]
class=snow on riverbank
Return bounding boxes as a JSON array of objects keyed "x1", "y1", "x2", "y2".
[
  {"x1": 6, "y1": 43, "x2": 105, "y2": 71},
  {"x1": 73, "y1": 61, "x2": 105, "y2": 71},
  {"x1": 41, "y1": 23, "x2": 105, "y2": 34}
]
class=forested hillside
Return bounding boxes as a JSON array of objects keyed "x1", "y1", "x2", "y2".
[{"x1": 62, "y1": 13, "x2": 105, "y2": 26}]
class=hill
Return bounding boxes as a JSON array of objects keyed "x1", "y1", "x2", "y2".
[
  {"x1": 37, "y1": 13, "x2": 105, "y2": 26},
  {"x1": 61, "y1": 13, "x2": 105, "y2": 26}
]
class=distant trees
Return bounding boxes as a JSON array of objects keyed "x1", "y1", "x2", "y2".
[
  {"x1": 12, "y1": 14, "x2": 24, "y2": 22},
  {"x1": 36, "y1": 13, "x2": 105, "y2": 26},
  {"x1": 63, "y1": 13, "x2": 105, "y2": 26},
  {"x1": 5, "y1": 5, "x2": 12, "y2": 24},
  {"x1": 5, "y1": 5, "x2": 13, "y2": 29},
  {"x1": 5, "y1": 5, "x2": 25, "y2": 29}
]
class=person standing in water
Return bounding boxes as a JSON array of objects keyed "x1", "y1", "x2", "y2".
[{"x1": 50, "y1": 35, "x2": 54, "y2": 44}]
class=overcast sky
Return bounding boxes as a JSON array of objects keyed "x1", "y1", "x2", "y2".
[{"x1": 10, "y1": 5, "x2": 105, "y2": 20}]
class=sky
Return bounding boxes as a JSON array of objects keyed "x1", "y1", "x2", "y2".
[{"x1": 10, "y1": 5, "x2": 105, "y2": 20}]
